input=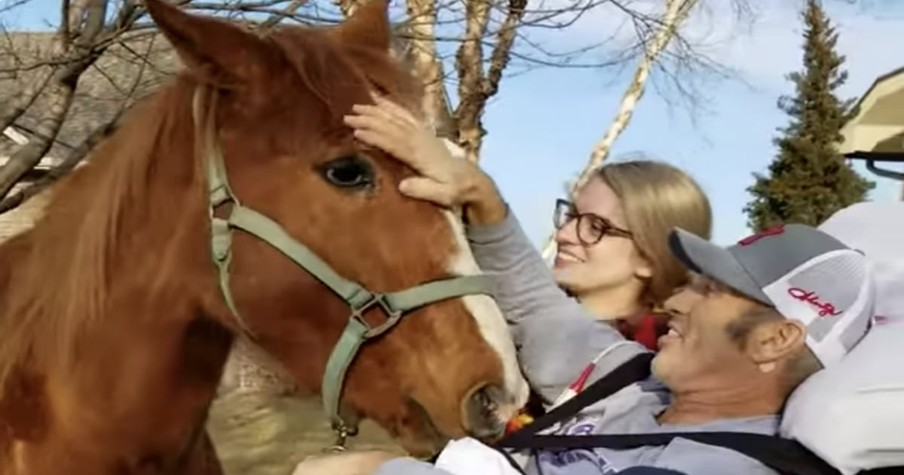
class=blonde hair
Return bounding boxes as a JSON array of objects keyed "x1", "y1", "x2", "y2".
[{"x1": 597, "y1": 159, "x2": 712, "y2": 306}]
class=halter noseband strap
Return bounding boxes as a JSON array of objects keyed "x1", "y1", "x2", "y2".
[{"x1": 191, "y1": 87, "x2": 494, "y2": 445}]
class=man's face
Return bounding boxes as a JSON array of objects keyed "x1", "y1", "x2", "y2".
[{"x1": 652, "y1": 274, "x2": 764, "y2": 391}]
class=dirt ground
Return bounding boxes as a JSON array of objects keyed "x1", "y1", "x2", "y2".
[
  {"x1": 207, "y1": 390, "x2": 405, "y2": 475},
  {"x1": 206, "y1": 339, "x2": 406, "y2": 475}
]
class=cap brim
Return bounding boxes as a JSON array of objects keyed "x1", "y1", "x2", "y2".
[{"x1": 668, "y1": 228, "x2": 772, "y2": 306}]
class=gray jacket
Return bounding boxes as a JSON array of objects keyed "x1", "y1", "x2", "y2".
[{"x1": 375, "y1": 209, "x2": 778, "y2": 475}]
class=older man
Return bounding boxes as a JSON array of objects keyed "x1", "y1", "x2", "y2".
[{"x1": 374, "y1": 220, "x2": 871, "y2": 474}]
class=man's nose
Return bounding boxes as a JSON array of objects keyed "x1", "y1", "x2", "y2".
[{"x1": 663, "y1": 289, "x2": 693, "y2": 318}]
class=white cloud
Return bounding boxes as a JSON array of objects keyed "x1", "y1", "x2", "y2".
[
  {"x1": 694, "y1": 0, "x2": 904, "y2": 97},
  {"x1": 492, "y1": 0, "x2": 904, "y2": 247},
  {"x1": 525, "y1": 0, "x2": 904, "y2": 97}
]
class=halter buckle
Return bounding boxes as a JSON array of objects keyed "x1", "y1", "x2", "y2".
[
  {"x1": 323, "y1": 419, "x2": 358, "y2": 454},
  {"x1": 350, "y1": 294, "x2": 403, "y2": 339}
]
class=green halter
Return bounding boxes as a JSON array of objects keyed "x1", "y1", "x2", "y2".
[{"x1": 192, "y1": 89, "x2": 493, "y2": 447}]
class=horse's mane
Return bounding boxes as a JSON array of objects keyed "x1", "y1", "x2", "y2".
[{"x1": 0, "y1": 22, "x2": 421, "y2": 392}]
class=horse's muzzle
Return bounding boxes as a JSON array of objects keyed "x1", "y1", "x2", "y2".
[{"x1": 461, "y1": 383, "x2": 511, "y2": 442}]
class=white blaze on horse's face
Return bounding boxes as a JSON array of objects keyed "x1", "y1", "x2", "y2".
[{"x1": 441, "y1": 210, "x2": 530, "y2": 418}]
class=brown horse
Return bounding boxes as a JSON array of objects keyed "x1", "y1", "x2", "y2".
[{"x1": 0, "y1": 0, "x2": 529, "y2": 473}]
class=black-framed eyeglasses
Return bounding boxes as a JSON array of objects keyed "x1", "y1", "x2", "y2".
[{"x1": 553, "y1": 198, "x2": 632, "y2": 246}]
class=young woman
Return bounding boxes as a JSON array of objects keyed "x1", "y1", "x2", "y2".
[
  {"x1": 343, "y1": 97, "x2": 711, "y2": 404},
  {"x1": 551, "y1": 160, "x2": 712, "y2": 351}
]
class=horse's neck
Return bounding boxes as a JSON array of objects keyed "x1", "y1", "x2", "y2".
[
  {"x1": 62, "y1": 290, "x2": 231, "y2": 414},
  {"x1": 22, "y1": 297, "x2": 233, "y2": 472},
  {"x1": 0, "y1": 91, "x2": 237, "y2": 471}
]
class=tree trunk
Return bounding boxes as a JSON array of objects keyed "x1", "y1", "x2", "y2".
[
  {"x1": 453, "y1": 0, "x2": 491, "y2": 163},
  {"x1": 403, "y1": 0, "x2": 450, "y2": 136},
  {"x1": 540, "y1": 0, "x2": 699, "y2": 260},
  {"x1": 451, "y1": 0, "x2": 526, "y2": 163}
]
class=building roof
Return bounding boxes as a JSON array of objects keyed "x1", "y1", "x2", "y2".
[
  {"x1": 840, "y1": 66, "x2": 904, "y2": 156},
  {"x1": 838, "y1": 66, "x2": 904, "y2": 181},
  {"x1": 0, "y1": 29, "x2": 455, "y2": 160},
  {"x1": 0, "y1": 31, "x2": 181, "y2": 161}
]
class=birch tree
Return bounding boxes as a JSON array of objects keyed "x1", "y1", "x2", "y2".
[{"x1": 540, "y1": 0, "x2": 710, "y2": 260}]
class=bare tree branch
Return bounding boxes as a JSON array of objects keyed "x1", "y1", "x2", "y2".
[
  {"x1": 0, "y1": 115, "x2": 116, "y2": 213},
  {"x1": 0, "y1": 0, "x2": 757, "y2": 215},
  {"x1": 0, "y1": 68, "x2": 54, "y2": 132},
  {"x1": 0, "y1": 28, "x2": 156, "y2": 213},
  {"x1": 537, "y1": 0, "x2": 747, "y2": 261},
  {"x1": 0, "y1": 0, "x2": 114, "y2": 199},
  {"x1": 574, "y1": 0, "x2": 699, "y2": 191}
]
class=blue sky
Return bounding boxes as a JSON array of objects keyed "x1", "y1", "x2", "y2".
[
  {"x1": 4, "y1": 0, "x2": 903, "y2": 247},
  {"x1": 475, "y1": 0, "x2": 904, "y2": 247}
]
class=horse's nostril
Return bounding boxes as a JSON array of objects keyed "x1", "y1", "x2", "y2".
[{"x1": 462, "y1": 383, "x2": 508, "y2": 441}]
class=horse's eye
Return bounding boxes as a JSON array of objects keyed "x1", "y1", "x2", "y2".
[{"x1": 321, "y1": 155, "x2": 374, "y2": 189}]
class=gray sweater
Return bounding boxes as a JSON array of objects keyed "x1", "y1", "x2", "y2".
[{"x1": 375, "y1": 209, "x2": 778, "y2": 475}]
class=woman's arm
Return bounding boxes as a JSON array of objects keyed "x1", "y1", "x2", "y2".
[
  {"x1": 343, "y1": 96, "x2": 650, "y2": 404},
  {"x1": 466, "y1": 199, "x2": 648, "y2": 404},
  {"x1": 373, "y1": 459, "x2": 454, "y2": 475}
]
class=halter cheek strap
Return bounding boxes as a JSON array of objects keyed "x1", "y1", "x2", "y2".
[{"x1": 191, "y1": 88, "x2": 494, "y2": 446}]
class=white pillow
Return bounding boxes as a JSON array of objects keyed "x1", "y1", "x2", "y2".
[
  {"x1": 781, "y1": 319, "x2": 904, "y2": 474},
  {"x1": 780, "y1": 202, "x2": 904, "y2": 475}
]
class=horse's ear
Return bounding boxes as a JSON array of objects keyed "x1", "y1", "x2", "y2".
[
  {"x1": 145, "y1": 0, "x2": 275, "y2": 87},
  {"x1": 337, "y1": 0, "x2": 391, "y2": 52}
]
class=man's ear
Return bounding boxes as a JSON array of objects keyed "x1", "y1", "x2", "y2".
[
  {"x1": 146, "y1": 0, "x2": 279, "y2": 87},
  {"x1": 746, "y1": 319, "x2": 807, "y2": 370}
]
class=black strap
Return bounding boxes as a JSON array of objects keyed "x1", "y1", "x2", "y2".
[
  {"x1": 498, "y1": 352, "x2": 654, "y2": 447},
  {"x1": 494, "y1": 351, "x2": 846, "y2": 475},
  {"x1": 507, "y1": 431, "x2": 840, "y2": 475},
  {"x1": 491, "y1": 353, "x2": 652, "y2": 474}
]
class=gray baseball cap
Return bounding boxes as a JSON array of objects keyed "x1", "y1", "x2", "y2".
[{"x1": 668, "y1": 224, "x2": 875, "y2": 367}]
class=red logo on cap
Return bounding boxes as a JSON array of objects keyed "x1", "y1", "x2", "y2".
[
  {"x1": 787, "y1": 287, "x2": 842, "y2": 317},
  {"x1": 738, "y1": 225, "x2": 785, "y2": 246}
]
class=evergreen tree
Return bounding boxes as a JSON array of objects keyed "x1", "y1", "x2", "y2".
[{"x1": 744, "y1": 0, "x2": 873, "y2": 231}]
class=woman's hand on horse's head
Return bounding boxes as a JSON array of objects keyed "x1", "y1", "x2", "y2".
[{"x1": 343, "y1": 95, "x2": 506, "y2": 224}]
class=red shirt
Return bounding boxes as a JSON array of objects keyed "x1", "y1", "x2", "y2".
[{"x1": 614, "y1": 313, "x2": 668, "y2": 351}]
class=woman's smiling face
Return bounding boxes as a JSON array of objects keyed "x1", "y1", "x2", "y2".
[{"x1": 553, "y1": 177, "x2": 651, "y2": 298}]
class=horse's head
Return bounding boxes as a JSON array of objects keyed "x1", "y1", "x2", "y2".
[{"x1": 145, "y1": 0, "x2": 528, "y2": 455}]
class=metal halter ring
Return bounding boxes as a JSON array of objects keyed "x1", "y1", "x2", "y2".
[{"x1": 351, "y1": 294, "x2": 404, "y2": 339}]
